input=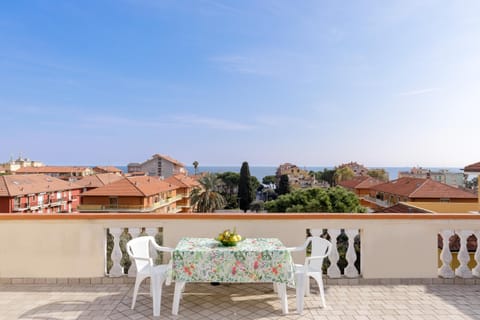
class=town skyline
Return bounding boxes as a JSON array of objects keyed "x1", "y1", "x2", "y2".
[{"x1": 1, "y1": 1, "x2": 480, "y2": 167}]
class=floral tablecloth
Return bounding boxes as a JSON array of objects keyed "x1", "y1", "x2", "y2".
[{"x1": 172, "y1": 237, "x2": 295, "y2": 286}]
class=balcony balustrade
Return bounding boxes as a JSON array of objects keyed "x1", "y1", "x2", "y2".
[{"x1": 0, "y1": 212, "x2": 479, "y2": 282}]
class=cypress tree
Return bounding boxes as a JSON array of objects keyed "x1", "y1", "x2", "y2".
[
  {"x1": 238, "y1": 161, "x2": 253, "y2": 212},
  {"x1": 277, "y1": 174, "x2": 291, "y2": 195}
]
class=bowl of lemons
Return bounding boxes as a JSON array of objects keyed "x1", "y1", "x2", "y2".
[{"x1": 215, "y1": 228, "x2": 243, "y2": 246}]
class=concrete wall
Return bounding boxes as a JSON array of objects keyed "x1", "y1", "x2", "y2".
[{"x1": 0, "y1": 213, "x2": 479, "y2": 279}]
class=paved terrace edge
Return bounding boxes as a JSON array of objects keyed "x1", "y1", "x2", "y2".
[
  {"x1": 0, "y1": 212, "x2": 479, "y2": 220},
  {"x1": 2, "y1": 276, "x2": 480, "y2": 285}
]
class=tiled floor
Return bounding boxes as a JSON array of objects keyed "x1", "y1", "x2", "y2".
[{"x1": 1, "y1": 281, "x2": 480, "y2": 320}]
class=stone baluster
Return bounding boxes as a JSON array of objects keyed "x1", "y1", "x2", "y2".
[
  {"x1": 455, "y1": 230, "x2": 474, "y2": 278},
  {"x1": 472, "y1": 231, "x2": 480, "y2": 278},
  {"x1": 109, "y1": 227, "x2": 124, "y2": 277},
  {"x1": 438, "y1": 230, "x2": 455, "y2": 278},
  {"x1": 326, "y1": 229, "x2": 341, "y2": 278},
  {"x1": 127, "y1": 227, "x2": 141, "y2": 277},
  {"x1": 146, "y1": 227, "x2": 160, "y2": 263},
  {"x1": 344, "y1": 229, "x2": 359, "y2": 278}
]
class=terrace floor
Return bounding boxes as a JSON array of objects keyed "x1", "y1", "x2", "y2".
[{"x1": 1, "y1": 280, "x2": 480, "y2": 320}]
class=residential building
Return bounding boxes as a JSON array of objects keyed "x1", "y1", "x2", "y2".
[
  {"x1": 0, "y1": 174, "x2": 82, "y2": 213},
  {"x1": 79, "y1": 176, "x2": 180, "y2": 213},
  {"x1": 337, "y1": 176, "x2": 384, "y2": 210},
  {"x1": 0, "y1": 156, "x2": 44, "y2": 174},
  {"x1": 338, "y1": 176, "x2": 384, "y2": 197},
  {"x1": 369, "y1": 177, "x2": 477, "y2": 209},
  {"x1": 164, "y1": 174, "x2": 200, "y2": 213},
  {"x1": 337, "y1": 161, "x2": 369, "y2": 176},
  {"x1": 398, "y1": 167, "x2": 466, "y2": 188},
  {"x1": 464, "y1": 161, "x2": 480, "y2": 175},
  {"x1": 275, "y1": 163, "x2": 314, "y2": 188},
  {"x1": 127, "y1": 154, "x2": 186, "y2": 178},
  {"x1": 76, "y1": 173, "x2": 125, "y2": 192},
  {"x1": 464, "y1": 161, "x2": 480, "y2": 202},
  {"x1": 16, "y1": 166, "x2": 94, "y2": 181},
  {"x1": 92, "y1": 166, "x2": 123, "y2": 174}
]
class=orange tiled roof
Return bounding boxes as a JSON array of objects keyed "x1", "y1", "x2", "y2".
[
  {"x1": 81, "y1": 176, "x2": 178, "y2": 197},
  {"x1": 337, "y1": 176, "x2": 383, "y2": 189},
  {"x1": 464, "y1": 162, "x2": 480, "y2": 173},
  {"x1": 16, "y1": 166, "x2": 90, "y2": 174},
  {"x1": 92, "y1": 166, "x2": 123, "y2": 173},
  {"x1": 371, "y1": 177, "x2": 477, "y2": 199},
  {"x1": 338, "y1": 176, "x2": 367, "y2": 188},
  {"x1": 0, "y1": 174, "x2": 82, "y2": 197},
  {"x1": 375, "y1": 202, "x2": 431, "y2": 213},
  {"x1": 76, "y1": 174, "x2": 125, "y2": 188},
  {"x1": 165, "y1": 174, "x2": 200, "y2": 188},
  {"x1": 152, "y1": 154, "x2": 185, "y2": 167}
]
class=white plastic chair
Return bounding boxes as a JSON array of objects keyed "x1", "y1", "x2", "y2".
[
  {"x1": 126, "y1": 236, "x2": 173, "y2": 317},
  {"x1": 288, "y1": 236, "x2": 332, "y2": 314}
]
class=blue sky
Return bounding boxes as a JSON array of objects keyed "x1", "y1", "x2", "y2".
[{"x1": 1, "y1": 1, "x2": 479, "y2": 168}]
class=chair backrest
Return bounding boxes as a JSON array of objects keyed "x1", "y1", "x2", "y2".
[
  {"x1": 309, "y1": 236, "x2": 332, "y2": 270},
  {"x1": 126, "y1": 236, "x2": 155, "y2": 271}
]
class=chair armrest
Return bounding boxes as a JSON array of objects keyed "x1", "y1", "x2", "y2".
[
  {"x1": 304, "y1": 255, "x2": 328, "y2": 265},
  {"x1": 151, "y1": 241, "x2": 174, "y2": 253},
  {"x1": 287, "y1": 245, "x2": 305, "y2": 252},
  {"x1": 130, "y1": 256, "x2": 152, "y2": 261},
  {"x1": 287, "y1": 237, "x2": 312, "y2": 252},
  {"x1": 130, "y1": 256, "x2": 154, "y2": 266}
]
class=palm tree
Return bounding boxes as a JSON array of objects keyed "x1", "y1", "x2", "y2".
[
  {"x1": 192, "y1": 161, "x2": 199, "y2": 175},
  {"x1": 190, "y1": 173, "x2": 226, "y2": 212}
]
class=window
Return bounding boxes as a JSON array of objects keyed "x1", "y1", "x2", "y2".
[{"x1": 109, "y1": 197, "x2": 118, "y2": 207}]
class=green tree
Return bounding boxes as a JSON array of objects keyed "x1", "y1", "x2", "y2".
[
  {"x1": 277, "y1": 174, "x2": 291, "y2": 195},
  {"x1": 250, "y1": 200, "x2": 265, "y2": 212},
  {"x1": 217, "y1": 171, "x2": 240, "y2": 209},
  {"x1": 334, "y1": 166, "x2": 355, "y2": 184},
  {"x1": 265, "y1": 187, "x2": 365, "y2": 213},
  {"x1": 190, "y1": 173, "x2": 226, "y2": 212},
  {"x1": 315, "y1": 168, "x2": 336, "y2": 186},
  {"x1": 262, "y1": 175, "x2": 277, "y2": 185},
  {"x1": 192, "y1": 161, "x2": 199, "y2": 175},
  {"x1": 250, "y1": 176, "x2": 260, "y2": 193},
  {"x1": 466, "y1": 177, "x2": 478, "y2": 190},
  {"x1": 238, "y1": 161, "x2": 253, "y2": 212},
  {"x1": 367, "y1": 169, "x2": 389, "y2": 181}
]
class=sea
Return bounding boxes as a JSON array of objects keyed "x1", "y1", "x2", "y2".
[{"x1": 118, "y1": 166, "x2": 464, "y2": 181}]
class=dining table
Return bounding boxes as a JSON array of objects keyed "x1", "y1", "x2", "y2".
[{"x1": 171, "y1": 237, "x2": 295, "y2": 315}]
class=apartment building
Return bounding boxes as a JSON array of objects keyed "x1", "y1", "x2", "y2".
[
  {"x1": 92, "y1": 166, "x2": 123, "y2": 174},
  {"x1": 0, "y1": 174, "x2": 82, "y2": 213},
  {"x1": 164, "y1": 174, "x2": 200, "y2": 213},
  {"x1": 75, "y1": 173, "x2": 125, "y2": 192},
  {"x1": 398, "y1": 167, "x2": 466, "y2": 188},
  {"x1": 16, "y1": 166, "x2": 94, "y2": 181},
  {"x1": 337, "y1": 176, "x2": 384, "y2": 210},
  {"x1": 337, "y1": 161, "x2": 369, "y2": 176},
  {"x1": 79, "y1": 176, "x2": 180, "y2": 213},
  {"x1": 127, "y1": 154, "x2": 186, "y2": 178},
  {"x1": 275, "y1": 163, "x2": 314, "y2": 188},
  {"x1": 369, "y1": 177, "x2": 477, "y2": 208},
  {"x1": 0, "y1": 156, "x2": 44, "y2": 174}
]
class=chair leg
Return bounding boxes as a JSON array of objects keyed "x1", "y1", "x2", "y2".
[
  {"x1": 151, "y1": 275, "x2": 162, "y2": 317},
  {"x1": 310, "y1": 273, "x2": 326, "y2": 308},
  {"x1": 304, "y1": 274, "x2": 310, "y2": 296},
  {"x1": 131, "y1": 276, "x2": 144, "y2": 310}
]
